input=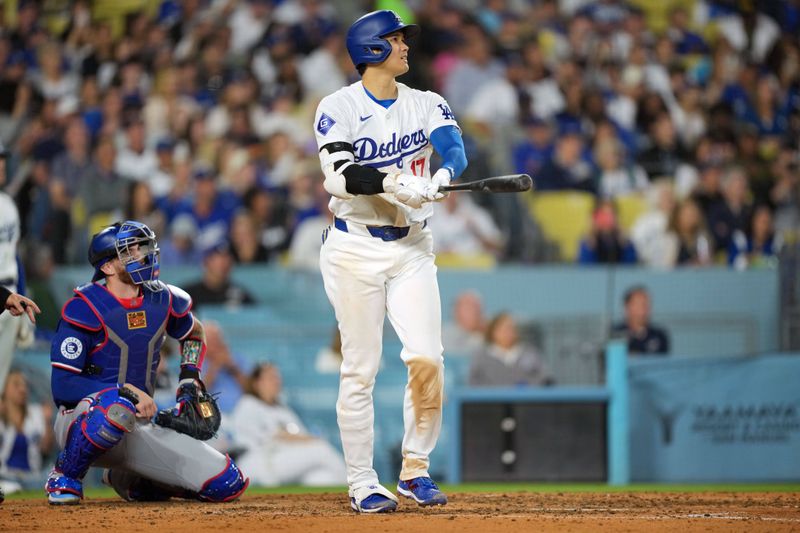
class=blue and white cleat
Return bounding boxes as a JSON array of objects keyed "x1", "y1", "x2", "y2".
[
  {"x1": 349, "y1": 483, "x2": 399, "y2": 513},
  {"x1": 397, "y1": 477, "x2": 448, "y2": 506},
  {"x1": 45, "y1": 470, "x2": 83, "y2": 505}
]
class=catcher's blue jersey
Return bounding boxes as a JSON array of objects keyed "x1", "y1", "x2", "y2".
[{"x1": 50, "y1": 281, "x2": 194, "y2": 408}]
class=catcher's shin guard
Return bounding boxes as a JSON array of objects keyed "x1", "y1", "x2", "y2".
[
  {"x1": 47, "y1": 388, "x2": 136, "y2": 501},
  {"x1": 198, "y1": 456, "x2": 249, "y2": 502}
]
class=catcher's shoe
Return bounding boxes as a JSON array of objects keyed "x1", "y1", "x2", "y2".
[
  {"x1": 45, "y1": 469, "x2": 82, "y2": 505},
  {"x1": 397, "y1": 477, "x2": 448, "y2": 506},
  {"x1": 349, "y1": 483, "x2": 398, "y2": 513},
  {"x1": 0, "y1": 484, "x2": 4, "y2": 504}
]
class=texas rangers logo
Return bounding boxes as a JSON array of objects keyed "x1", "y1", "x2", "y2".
[
  {"x1": 127, "y1": 311, "x2": 147, "y2": 329},
  {"x1": 60, "y1": 337, "x2": 83, "y2": 360},
  {"x1": 317, "y1": 113, "x2": 336, "y2": 135}
]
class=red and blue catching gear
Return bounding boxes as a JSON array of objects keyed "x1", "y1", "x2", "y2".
[
  {"x1": 46, "y1": 387, "x2": 138, "y2": 505},
  {"x1": 88, "y1": 220, "x2": 160, "y2": 286}
]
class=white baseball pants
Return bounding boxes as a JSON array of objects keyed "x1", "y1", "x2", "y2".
[{"x1": 320, "y1": 225, "x2": 444, "y2": 489}]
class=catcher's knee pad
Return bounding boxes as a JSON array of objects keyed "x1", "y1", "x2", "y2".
[
  {"x1": 57, "y1": 387, "x2": 136, "y2": 480},
  {"x1": 198, "y1": 456, "x2": 249, "y2": 502}
]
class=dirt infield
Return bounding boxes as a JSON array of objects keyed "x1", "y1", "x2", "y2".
[{"x1": 3, "y1": 491, "x2": 799, "y2": 532}]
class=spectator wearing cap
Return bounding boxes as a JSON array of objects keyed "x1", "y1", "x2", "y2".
[
  {"x1": 114, "y1": 117, "x2": 158, "y2": 182},
  {"x1": 611, "y1": 286, "x2": 670, "y2": 356},
  {"x1": 535, "y1": 130, "x2": 594, "y2": 192},
  {"x1": 159, "y1": 213, "x2": 201, "y2": 267},
  {"x1": 149, "y1": 137, "x2": 177, "y2": 198},
  {"x1": 512, "y1": 117, "x2": 555, "y2": 179},
  {"x1": 183, "y1": 241, "x2": 257, "y2": 310},
  {"x1": 176, "y1": 167, "x2": 241, "y2": 253}
]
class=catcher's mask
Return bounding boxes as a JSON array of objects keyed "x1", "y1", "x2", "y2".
[{"x1": 89, "y1": 220, "x2": 161, "y2": 288}]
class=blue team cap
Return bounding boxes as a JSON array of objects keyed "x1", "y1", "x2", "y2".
[
  {"x1": 156, "y1": 137, "x2": 176, "y2": 152},
  {"x1": 201, "y1": 240, "x2": 231, "y2": 260}
]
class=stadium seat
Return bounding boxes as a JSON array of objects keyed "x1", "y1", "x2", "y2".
[
  {"x1": 435, "y1": 252, "x2": 496, "y2": 270},
  {"x1": 527, "y1": 191, "x2": 595, "y2": 261},
  {"x1": 614, "y1": 193, "x2": 648, "y2": 232}
]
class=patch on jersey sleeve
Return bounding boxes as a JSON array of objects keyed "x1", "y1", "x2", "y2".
[
  {"x1": 437, "y1": 103, "x2": 455, "y2": 121},
  {"x1": 317, "y1": 113, "x2": 336, "y2": 135},
  {"x1": 60, "y1": 337, "x2": 83, "y2": 360}
]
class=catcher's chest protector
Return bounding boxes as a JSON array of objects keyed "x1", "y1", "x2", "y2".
[{"x1": 75, "y1": 283, "x2": 170, "y2": 394}]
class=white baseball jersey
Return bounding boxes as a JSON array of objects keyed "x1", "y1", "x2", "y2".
[
  {"x1": 0, "y1": 192, "x2": 20, "y2": 289},
  {"x1": 314, "y1": 81, "x2": 458, "y2": 226}
]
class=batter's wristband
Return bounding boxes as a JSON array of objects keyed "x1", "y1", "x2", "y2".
[{"x1": 180, "y1": 337, "x2": 206, "y2": 370}]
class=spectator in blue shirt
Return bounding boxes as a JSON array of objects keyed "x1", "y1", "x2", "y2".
[
  {"x1": 512, "y1": 116, "x2": 554, "y2": 179},
  {"x1": 578, "y1": 199, "x2": 638, "y2": 264},
  {"x1": 612, "y1": 286, "x2": 670, "y2": 356}
]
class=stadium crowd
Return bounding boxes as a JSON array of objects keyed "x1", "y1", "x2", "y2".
[
  {"x1": 2, "y1": 0, "x2": 799, "y2": 493},
  {"x1": 1, "y1": 0, "x2": 798, "y2": 272}
]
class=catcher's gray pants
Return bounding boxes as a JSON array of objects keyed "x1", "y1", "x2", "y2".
[{"x1": 54, "y1": 396, "x2": 228, "y2": 492}]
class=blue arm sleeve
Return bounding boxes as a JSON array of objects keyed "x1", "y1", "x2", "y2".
[
  {"x1": 430, "y1": 125, "x2": 467, "y2": 180},
  {"x1": 51, "y1": 368, "x2": 106, "y2": 407}
]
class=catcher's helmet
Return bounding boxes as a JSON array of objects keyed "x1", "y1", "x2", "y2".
[
  {"x1": 346, "y1": 10, "x2": 419, "y2": 70},
  {"x1": 89, "y1": 220, "x2": 160, "y2": 285}
]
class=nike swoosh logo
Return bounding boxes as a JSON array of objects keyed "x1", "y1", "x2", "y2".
[{"x1": 360, "y1": 115, "x2": 372, "y2": 122}]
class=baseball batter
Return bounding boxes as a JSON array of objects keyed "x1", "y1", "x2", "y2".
[
  {"x1": 45, "y1": 220, "x2": 248, "y2": 504},
  {"x1": 314, "y1": 10, "x2": 467, "y2": 513}
]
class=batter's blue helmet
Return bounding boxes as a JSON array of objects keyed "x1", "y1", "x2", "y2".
[
  {"x1": 346, "y1": 10, "x2": 420, "y2": 70},
  {"x1": 89, "y1": 220, "x2": 160, "y2": 285}
]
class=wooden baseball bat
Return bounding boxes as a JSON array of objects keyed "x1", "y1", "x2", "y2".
[{"x1": 439, "y1": 174, "x2": 533, "y2": 193}]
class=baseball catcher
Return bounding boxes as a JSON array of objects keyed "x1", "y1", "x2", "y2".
[{"x1": 46, "y1": 221, "x2": 248, "y2": 505}]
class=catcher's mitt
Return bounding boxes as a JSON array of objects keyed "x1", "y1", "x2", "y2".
[{"x1": 154, "y1": 381, "x2": 221, "y2": 441}]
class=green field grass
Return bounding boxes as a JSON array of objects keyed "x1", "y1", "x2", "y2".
[{"x1": 7, "y1": 482, "x2": 800, "y2": 501}]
